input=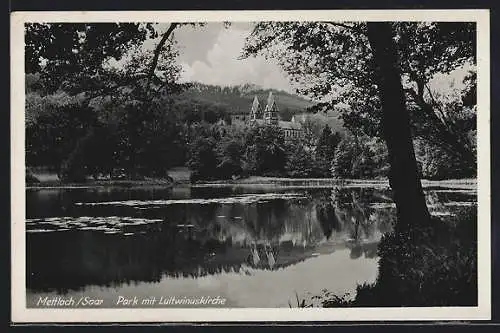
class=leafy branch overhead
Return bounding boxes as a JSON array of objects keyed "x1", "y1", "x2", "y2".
[
  {"x1": 147, "y1": 23, "x2": 179, "y2": 89},
  {"x1": 241, "y1": 21, "x2": 476, "y2": 164},
  {"x1": 24, "y1": 22, "x2": 204, "y2": 101}
]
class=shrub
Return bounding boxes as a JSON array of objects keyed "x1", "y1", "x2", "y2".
[
  {"x1": 331, "y1": 132, "x2": 388, "y2": 179},
  {"x1": 187, "y1": 136, "x2": 218, "y2": 181},
  {"x1": 415, "y1": 139, "x2": 477, "y2": 180},
  {"x1": 26, "y1": 169, "x2": 40, "y2": 184},
  {"x1": 59, "y1": 132, "x2": 93, "y2": 183},
  {"x1": 285, "y1": 145, "x2": 321, "y2": 178}
]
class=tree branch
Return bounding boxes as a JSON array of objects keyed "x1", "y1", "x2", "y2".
[
  {"x1": 323, "y1": 22, "x2": 366, "y2": 35},
  {"x1": 424, "y1": 83, "x2": 453, "y2": 130},
  {"x1": 147, "y1": 23, "x2": 179, "y2": 88},
  {"x1": 405, "y1": 86, "x2": 473, "y2": 162}
]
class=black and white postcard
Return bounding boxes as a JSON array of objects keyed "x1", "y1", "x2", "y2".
[{"x1": 10, "y1": 9, "x2": 491, "y2": 322}]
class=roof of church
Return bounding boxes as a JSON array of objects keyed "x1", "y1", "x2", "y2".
[
  {"x1": 265, "y1": 92, "x2": 277, "y2": 111},
  {"x1": 252, "y1": 119, "x2": 302, "y2": 130},
  {"x1": 267, "y1": 92, "x2": 274, "y2": 105},
  {"x1": 251, "y1": 95, "x2": 261, "y2": 113},
  {"x1": 266, "y1": 92, "x2": 278, "y2": 111}
]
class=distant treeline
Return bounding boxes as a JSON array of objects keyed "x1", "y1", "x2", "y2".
[
  {"x1": 180, "y1": 82, "x2": 314, "y2": 120},
  {"x1": 26, "y1": 74, "x2": 475, "y2": 183}
]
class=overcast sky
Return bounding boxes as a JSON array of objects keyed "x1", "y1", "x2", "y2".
[
  {"x1": 169, "y1": 23, "x2": 295, "y2": 93},
  {"x1": 141, "y1": 23, "x2": 471, "y2": 98}
]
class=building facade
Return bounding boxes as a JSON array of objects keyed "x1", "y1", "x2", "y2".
[{"x1": 232, "y1": 92, "x2": 303, "y2": 139}]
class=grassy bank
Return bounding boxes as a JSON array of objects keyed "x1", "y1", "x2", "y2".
[
  {"x1": 26, "y1": 178, "x2": 174, "y2": 189},
  {"x1": 195, "y1": 176, "x2": 477, "y2": 189},
  {"x1": 26, "y1": 170, "x2": 477, "y2": 190}
]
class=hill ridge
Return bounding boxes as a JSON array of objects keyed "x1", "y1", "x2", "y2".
[{"x1": 178, "y1": 82, "x2": 314, "y2": 120}]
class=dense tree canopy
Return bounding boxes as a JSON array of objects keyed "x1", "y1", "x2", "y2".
[
  {"x1": 25, "y1": 23, "x2": 185, "y2": 95},
  {"x1": 242, "y1": 21, "x2": 476, "y2": 174},
  {"x1": 25, "y1": 23, "x2": 189, "y2": 180}
]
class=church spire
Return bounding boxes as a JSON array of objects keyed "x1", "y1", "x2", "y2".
[
  {"x1": 250, "y1": 95, "x2": 261, "y2": 121},
  {"x1": 267, "y1": 91, "x2": 275, "y2": 107},
  {"x1": 251, "y1": 96, "x2": 260, "y2": 113},
  {"x1": 264, "y1": 91, "x2": 279, "y2": 125}
]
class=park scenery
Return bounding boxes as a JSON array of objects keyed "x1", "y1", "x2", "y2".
[{"x1": 24, "y1": 21, "x2": 478, "y2": 308}]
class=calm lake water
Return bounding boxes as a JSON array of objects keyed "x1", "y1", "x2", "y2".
[{"x1": 25, "y1": 181, "x2": 477, "y2": 307}]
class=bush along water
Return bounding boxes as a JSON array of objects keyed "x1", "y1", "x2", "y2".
[{"x1": 316, "y1": 206, "x2": 477, "y2": 307}]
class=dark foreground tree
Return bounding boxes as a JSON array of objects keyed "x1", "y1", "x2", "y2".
[{"x1": 366, "y1": 22, "x2": 431, "y2": 228}]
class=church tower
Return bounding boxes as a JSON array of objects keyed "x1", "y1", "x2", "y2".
[
  {"x1": 263, "y1": 92, "x2": 279, "y2": 126},
  {"x1": 249, "y1": 95, "x2": 262, "y2": 122}
]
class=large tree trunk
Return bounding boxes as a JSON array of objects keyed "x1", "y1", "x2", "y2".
[{"x1": 366, "y1": 22, "x2": 431, "y2": 229}]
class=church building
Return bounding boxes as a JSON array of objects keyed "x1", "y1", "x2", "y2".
[{"x1": 247, "y1": 92, "x2": 303, "y2": 139}]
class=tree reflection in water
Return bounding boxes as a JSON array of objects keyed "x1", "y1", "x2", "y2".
[
  {"x1": 26, "y1": 186, "x2": 472, "y2": 298},
  {"x1": 315, "y1": 188, "x2": 396, "y2": 259}
]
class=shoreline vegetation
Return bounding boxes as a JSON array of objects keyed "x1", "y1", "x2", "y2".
[
  {"x1": 194, "y1": 176, "x2": 477, "y2": 188},
  {"x1": 26, "y1": 174, "x2": 477, "y2": 190},
  {"x1": 25, "y1": 178, "x2": 175, "y2": 189}
]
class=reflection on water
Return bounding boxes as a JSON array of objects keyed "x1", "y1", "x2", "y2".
[{"x1": 25, "y1": 184, "x2": 477, "y2": 307}]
